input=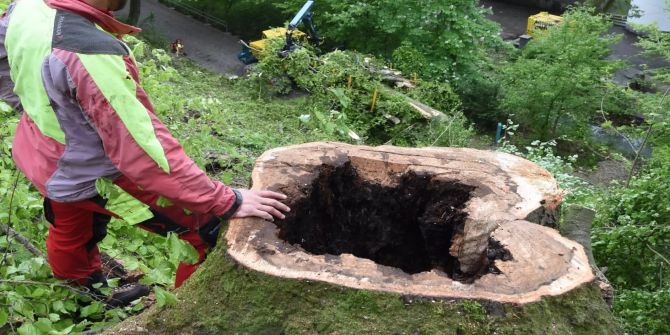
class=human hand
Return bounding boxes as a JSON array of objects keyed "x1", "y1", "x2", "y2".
[{"x1": 231, "y1": 189, "x2": 290, "y2": 221}]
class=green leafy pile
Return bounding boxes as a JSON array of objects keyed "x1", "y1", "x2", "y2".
[
  {"x1": 274, "y1": 0, "x2": 506, "y2": 83},
  {"x1": 250, "y1": 40, "x2": 474, "y2": 147}
]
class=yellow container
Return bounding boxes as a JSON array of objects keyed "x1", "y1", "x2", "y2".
[
  {"x1": 526, "y1": 12, "x2": 563, "y2": 37},
  {"x1": 249, "y1": 28, "x2": 307, "y2": 59}
]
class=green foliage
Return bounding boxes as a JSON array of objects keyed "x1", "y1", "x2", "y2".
[
  {"x1": 409, "y1": 80, "x2": 462, "y2": 113},
  {"x1": 277, "y1": 0, "x2": 506, "y2": 82},
  {"x1": 592, "y1": 147, "x2": 670, "y2": 290},
  {"x1": 163, "y1": 0, "x2": 285, "y2": 40},
  {"x1": 498, "y1": 8, "x2": 623, "y2": 142},
  {"x1": 251, "y1": 43, "x2": 474, "y2": 147},
  {"x1": 454, "y1": 71, "x2": 503, "y2": 127},
  {"x1": 154, "y1": 287, "x2": 178, "y2": 308},
  {"x1": 589, "y1": 146, "x2": 670, "y2": 335},
  {"x1": 635, "y1": 22, "x2": 670, "y2": 84},
  {"x1": 170, "y1": 0, "x2": 506, "y2": 82},
  {"x1": 498, "y1": 135, "x2": 594, "y2": 206},
  {"x1": 168, "y1": 0, "x2": 509, "y2": 129},
  {"x1": 0, "y1": 252, "x2": 142, "y2": 334},
  {"x1": 613, "y1": 288, "x2": 670, "y2": 335},
  {"x1": 584, "y1": 0, "x2": 633, "y2": 15},
  {"x1": 391, "y1": 43, "x2": 427, "y2": 79}
]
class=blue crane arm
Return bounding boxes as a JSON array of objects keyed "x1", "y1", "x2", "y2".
[
  {"x1": 288, "y1": 0, "x2": 315, "y2": 30},
  {"x1": 279, "y1": 0, "x2": 320, "y2": 57}
]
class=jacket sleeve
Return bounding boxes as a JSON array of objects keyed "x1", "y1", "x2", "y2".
[
  {"x1": 54, "y1": 49, "x2": 240, "y2": 218},
  {"x1": 0, "y1": 4, "x2": 22, "y2": 112}
]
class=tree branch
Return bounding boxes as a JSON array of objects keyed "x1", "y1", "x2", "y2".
[
  {"x1": 647, "y1": 244, "x2": 670, "y2": 267},
  {"x1": 0, "y1": 279, "x2": 96, "y2": 297},
  {"x1": 626, "y1": 86, "x2": 670, "y2": 187},
  {"x1": 1, "y1": 171, "x2": 21, "y2": 267},
  {"x1": 599, "y1": 94, "x2": 637, "y2": 154},
  {"x1": 0, "y1": 222, "x2": 44, "y2": 258}
]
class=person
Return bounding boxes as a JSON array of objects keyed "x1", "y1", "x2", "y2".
[
  {"x1": 170, "y1": 38, "x2": 185, "y2": 56},
  {"x1": 0, "y1": 0, "x2": 290, "y2": 307}
]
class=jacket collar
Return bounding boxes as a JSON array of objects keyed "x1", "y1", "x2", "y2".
[{"x1": 47, "y1": 0, "x2": 141, "y2": 36}]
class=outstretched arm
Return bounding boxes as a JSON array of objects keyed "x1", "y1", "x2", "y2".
[{"x1": 52, "y1": 49, "x2": 288, "y2": 219}]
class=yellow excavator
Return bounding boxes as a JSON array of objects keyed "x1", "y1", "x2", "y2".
[
  {"x1": 238, "y1": 0, "x2": 321, "y2": 64},
  {"x1": 526, "y1": 12, "x2": 564, "y2": 37},
  {"x1": 515, "y1": 12, "x2": 563, "y2": 48}
]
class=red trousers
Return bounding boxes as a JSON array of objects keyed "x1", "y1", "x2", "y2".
[{"x1": 44, "y1": 176, "x2": 220, "y2": 288}]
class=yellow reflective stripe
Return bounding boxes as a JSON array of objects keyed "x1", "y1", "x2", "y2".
[
  {"x1": 5, "y1": 0, "x2": 65, "y2": 143},
  {"x1": 77, "y1": 53, "x2": 170, "y2": 173}
]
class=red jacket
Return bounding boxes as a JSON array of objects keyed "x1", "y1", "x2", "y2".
[{"x1": 0, "y1": 0, "x2": 239, "y2": 218}]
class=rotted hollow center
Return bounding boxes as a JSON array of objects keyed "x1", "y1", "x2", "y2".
[{"x1": 274, "y1": 162, "x2": 476, "y2": 276}]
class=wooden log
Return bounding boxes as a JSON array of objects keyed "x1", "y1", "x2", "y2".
[{"x1": 376, "y1": 86, "x2": 448, "y2": 121}]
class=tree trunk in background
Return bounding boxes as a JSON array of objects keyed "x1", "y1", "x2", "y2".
[
  {"x1": 561, "y1": 205, "x2": 615, "y2": 306},
  {"x1": 127, "y1": 0, "x2": 141, "y2": 26}
]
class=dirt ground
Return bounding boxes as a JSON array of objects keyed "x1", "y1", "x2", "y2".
[
  {"x1": 116, "y1": 0, "x2": 246, "y2": 75},
  {"x1": 481, "y1": 0, "x2": 541, "y2": 39}
]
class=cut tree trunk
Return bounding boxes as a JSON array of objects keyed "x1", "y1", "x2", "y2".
[{"x1": 109, "y1": 143, "x2": 621, "y2": 335}]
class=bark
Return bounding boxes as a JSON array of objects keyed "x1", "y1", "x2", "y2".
[
  {"x1": 127, "y1": 0, "x2": 141, "y2": 26},
  {"x1": 0, "y1": 222, "x2": 44, "y2": 257},
  {"x1": 561, "y1": 205, "x2": 614, "y2": 307}
]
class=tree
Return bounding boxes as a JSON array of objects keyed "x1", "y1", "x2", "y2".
[
  {"x1": 498, "y1": 8, "x2": 623, "y2": 141},
  {"x1": 127, "y1": 0, "x2": 141, "y2": 26},
  {"x1": 275, "y1": 0, "x2": 505, "y2": 82}
]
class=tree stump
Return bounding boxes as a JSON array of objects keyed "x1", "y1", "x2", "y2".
[{"x1": 110, "y1": 143, "x2": 621, "y2": 334}]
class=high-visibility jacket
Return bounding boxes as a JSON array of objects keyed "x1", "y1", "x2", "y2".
[{"x1": 0, "y1": 0, "x2": 239, "y2": 219}]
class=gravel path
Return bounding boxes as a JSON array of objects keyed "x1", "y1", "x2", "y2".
[{"x1": 117, "y1": 0, "x2": 245, "y2": 75}]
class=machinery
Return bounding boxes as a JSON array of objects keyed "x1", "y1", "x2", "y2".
[
  {"x1": 514, "y1": 12, "x2": 563, "y2": 48},
  {"x1": 238, "y1": 0, "x2": 321, "y2": 64},
  {"x1": 526, "y1": 12, "x2": 563, "y2": 37}
]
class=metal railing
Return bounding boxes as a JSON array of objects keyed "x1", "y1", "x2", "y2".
[
  {"x1": 610, "y1": 14, "x2": 628, "y2": 27},
  {"x1": 157, "y1": 0, "x2": 229, "y2": 32}
]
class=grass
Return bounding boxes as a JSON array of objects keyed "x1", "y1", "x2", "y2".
[{"x1": 140, "y1": 54, "x2": 335, "y2": 187}]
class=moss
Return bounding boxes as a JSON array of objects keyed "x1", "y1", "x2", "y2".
[{"x1": 115, "y1": 224, "x2": 622, "y2": 334}]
